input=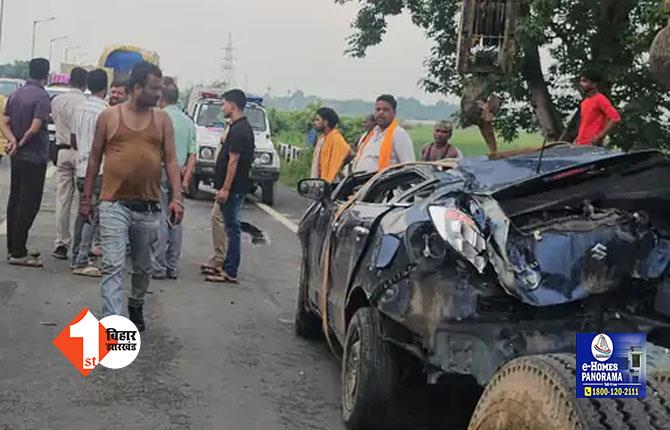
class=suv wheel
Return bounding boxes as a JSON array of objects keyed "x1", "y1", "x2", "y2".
[
  {"x1": 469, "y1": 354, "x2": 670, "y2": 430},
  {"x1": 261, "y1": 181, "x2": 275, "y2": 206},
  {"x1": 294, "y1": 260, "x2": 321, "y2": 339},
  {"x1": 342, "y1": 307, "x2": 399, "y2": 430}
]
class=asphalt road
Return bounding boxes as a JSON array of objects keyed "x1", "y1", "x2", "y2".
[{"x1": 0, "y1": 161, "x2": 475, "y2": 430}]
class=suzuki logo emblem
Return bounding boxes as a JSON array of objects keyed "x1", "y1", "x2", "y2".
[{"x1": 591, "y1": 243, "x2": 608, "y2": 261}]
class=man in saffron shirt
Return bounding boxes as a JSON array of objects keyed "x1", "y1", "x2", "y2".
[{"x1": 575, "y1": 70, "x2": 621, "y2": 146}]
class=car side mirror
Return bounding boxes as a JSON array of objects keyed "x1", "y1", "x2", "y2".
[{"x1": 298, "y1": 179, "x2": 331, "y2": 201}]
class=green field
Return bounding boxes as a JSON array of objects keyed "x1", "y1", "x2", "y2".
[{"x1": 408, "y1": 125, "x2": 543, "y2": 157}]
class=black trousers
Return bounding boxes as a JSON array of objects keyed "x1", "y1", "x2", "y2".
[{"x1": 6, "y1": 158, "x2": 47, "y2": 258}]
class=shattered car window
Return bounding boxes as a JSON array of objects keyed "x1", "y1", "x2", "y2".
[{"x1": 362, "y1": 173, "x2": 425, "y2": 204}]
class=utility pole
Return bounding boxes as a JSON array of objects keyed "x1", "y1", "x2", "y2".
[{"x1": 31, "y1": 17, "x2": 55, "y2": 58}]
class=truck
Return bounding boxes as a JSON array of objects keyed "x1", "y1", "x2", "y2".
[{"x1": 186, "y1": 90, "x2": 280, "y2": 205}]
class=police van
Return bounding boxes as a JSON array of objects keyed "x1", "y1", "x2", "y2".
[{"x1": 187, "y1": 91, "x2": 280, "y2": 205}]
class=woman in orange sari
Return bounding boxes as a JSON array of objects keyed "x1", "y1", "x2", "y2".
[{"x1": 310, "y1": 107, "x2": 353, "y2": 183}]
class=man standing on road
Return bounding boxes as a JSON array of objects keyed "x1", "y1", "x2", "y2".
[
  {"x1": 206, "y1": 89, "x2": 254, "y2": 284},
  {"x1": 51, "y1": 67, "x2": 88, "y2": 260},
  {"x1": 152, "y1": 80, "x2": 197, "y2": 280},
  {"x1": 352, "y1": 95, "x2": 415, "y2": 174},
  {"x1": 80, "y1": 62, "x2": 184, "y2": 330},
  {"x1": 0, "y1": 59, "x2": 51, "y2": 267},
  {"x1": 574, "y1": 70, "x2": 621, "y2": 146},
  {"x1": 70, "y1": 69, "x2": 109, "y2": 277},
  {"x1": 108, "y1": 79, "x2": 128, "y2": 106},
  {"x1": 420, "y1": 121, "x2": 463, "y2": 161},
  {"x1": 310, "y1": 107, "x2": 352, "y2": 182}
]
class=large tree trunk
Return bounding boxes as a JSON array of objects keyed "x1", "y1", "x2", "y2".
[{"x1": 521, "y1": 42, "x2": 564, "y2": 141}]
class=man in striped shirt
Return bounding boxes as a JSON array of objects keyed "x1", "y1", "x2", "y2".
[{"x1": 70, "y1": 69, "x2": 109, "y2": 277}]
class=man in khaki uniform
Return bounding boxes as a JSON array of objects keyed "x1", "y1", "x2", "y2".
[{"x1": 51, "y1": 68, "x2": 88, "y2": 260}]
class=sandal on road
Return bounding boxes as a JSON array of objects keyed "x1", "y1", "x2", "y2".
[
  {"x1": 8, "y1": 256, "x2": 44, "y2": 267},
  {"x1": 205, "y1": 272, "x2": 238, "y2": 284},
  {"x1": 72, "y1": 266, "x2": 103, "y2": 278}
]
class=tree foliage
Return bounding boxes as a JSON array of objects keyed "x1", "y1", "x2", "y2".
[
  {"x1": 268, "y1": 101, "x2": 366, "y2": 146},
  {"x1": 0, "y1": 61, "x2": 29, "y2": 80},
  {"x1": 336, "y1": 0, "x2": 670, "y2": 150}
]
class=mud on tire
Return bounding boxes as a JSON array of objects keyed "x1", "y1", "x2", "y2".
[
  {"x1": 468, "y1": 354, "x2": 670, "y2": 430},
  {"x1": 342, "y1": 307, "x2": 399, "y2": 430}
]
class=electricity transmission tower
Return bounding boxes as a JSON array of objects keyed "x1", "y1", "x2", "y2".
[{"x1": 221, "y1": 34, "x2": 235, "y2": 87}]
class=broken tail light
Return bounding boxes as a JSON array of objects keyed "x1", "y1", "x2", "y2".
[{"x1": 429, "y1": 206, "x2": 488, "y2": 272}]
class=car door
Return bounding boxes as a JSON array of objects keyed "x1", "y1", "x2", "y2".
[
  {"x1": 302, "y1": 174, "x2": 374, "y2": 314},
  {"x1": 304, "y1": 199, "x2": 336, "y2": 309},
  {"x1": 327, "y1": 171, "x2": 427, "y2": 337}
]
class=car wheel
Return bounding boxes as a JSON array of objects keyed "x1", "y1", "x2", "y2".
[
  {"x1": 261, "y1": 181, "x2": 275, "y2": 206},
  {"x1": 468, "y1": 354, "x2": 670, "y2": 430},
  {"x1": 294, "y1": 260, "x2": 322, "y2": 339},
  {"x1": 186, "y1": 177, "x2": 200, "y2": 200},
  {"x1": 342, "y1": 307, "x2": 399, "y2": 430}
]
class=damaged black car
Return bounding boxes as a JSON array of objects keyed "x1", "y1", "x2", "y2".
[{"x1": 295, "y1": 146, "x2": 670, "y2": 430}]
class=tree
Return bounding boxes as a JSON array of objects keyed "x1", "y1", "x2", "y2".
[
  {"x1": 336, "y1": 0, "x2": 670, "y2": 150},
  {"x1": 0, "y1": 61, "x2": 29, "y2": 80}
]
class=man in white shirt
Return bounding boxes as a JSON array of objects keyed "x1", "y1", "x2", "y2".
[
  {"x1": 70, "y1": 69, "x2": 109, "y2": 277},
  {"x1": 51, "y1": 68, "x2": 88, "y2": 260},
  {"x1": 352, "y1": 95, "x2": 415, "y2": 174}
]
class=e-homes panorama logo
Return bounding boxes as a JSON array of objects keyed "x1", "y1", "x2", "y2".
[
  {"x1": 52, "y1": 308, "x2": 141, "y2": 376},
  {"x1": 591, "y1": 333, "x2": 614, "y2": 362}
]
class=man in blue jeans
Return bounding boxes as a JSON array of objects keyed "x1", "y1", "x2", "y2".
[
  {"x1": 79, "y1": 62, "x2": 184, "y2": 330},
  {"x1": 207, "y1": 89, "x2": 255, "y2": 283}
]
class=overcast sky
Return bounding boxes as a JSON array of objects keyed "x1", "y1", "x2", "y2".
[{"x1": 2, "y1": 0, "x2": 443, "y2": 103}]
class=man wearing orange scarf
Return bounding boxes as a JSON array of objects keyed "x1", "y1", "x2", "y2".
[
  {"x1": 310, "y1": 107, "x2": 353, "y2": 183},
  {"x1": 352, "y1": 95, "x2": 415, "y2": 173}
]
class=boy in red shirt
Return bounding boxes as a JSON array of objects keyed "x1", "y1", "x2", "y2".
[{"x1": 575, "y1": 70, "x2": 621, "y2": 146}]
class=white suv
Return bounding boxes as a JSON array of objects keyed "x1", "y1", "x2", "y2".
[{"x1": 188, "y1": 97, "x2": 280, "y2": 205}]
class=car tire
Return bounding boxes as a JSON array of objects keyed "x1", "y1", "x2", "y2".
[
  {"x1": 261, "y1": 181, "x2": 275, "y2": 206},
  {"x1": 186, "y1": 177, "x2": 200, "y2": 200},
  {"x1": 468, "y1": 353, "x2": 670, "y2": 430},
  {"x1": 294, "y1": 260, "x2": 322, "y2": 339},
  {"x1": 342, "y1": 307, "x2": 399, "y2": 430}
]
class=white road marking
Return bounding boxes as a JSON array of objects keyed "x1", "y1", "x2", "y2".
[
  {"x1": 46, "y1": 165, "x2": 57, "y2": 179},
  {"x1": 255, "y1": 202, "x2": 298, "y2": 234},
  {"x1": 0, "y1": 218, "x2": 6, "y2": 236}
]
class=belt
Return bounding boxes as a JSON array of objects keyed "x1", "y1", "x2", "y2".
[
  {"x1": 118, "y1": 200, "x2": 161, "y2": 213},
  {"x1": 56, "y1": 144, "x2": 71, "y2": 150}
]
